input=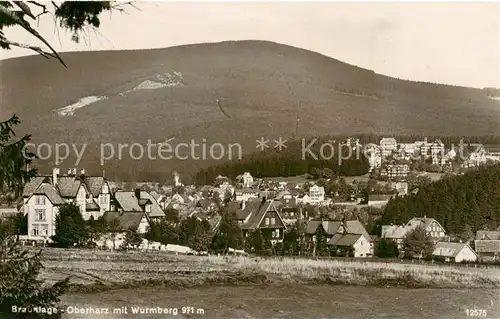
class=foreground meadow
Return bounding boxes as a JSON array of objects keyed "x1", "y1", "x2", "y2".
[{"x1": 37, "y1": 248, "x2": 500, "y2": 291}]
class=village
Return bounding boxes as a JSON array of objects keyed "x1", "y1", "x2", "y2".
[{"x1": 2, "y1": 136, "x2": 500, "y2": 264}]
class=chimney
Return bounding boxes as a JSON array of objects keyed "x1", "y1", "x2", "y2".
[
  {"x1": 53, "y1": 167, "x2": 60, "y2": 186},
  {"x1": 80, "y1": 168, "x2": 85, "y2": 176},
  {"x1": 135, "y1": 188, "x2": 141, "y2": 200}
]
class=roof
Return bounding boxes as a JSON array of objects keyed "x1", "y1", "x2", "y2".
[
  {"x1": 306, "y1": 220, "x2": 341, "y2": 235},
  {"x1": 84, "y1": 177, "x2": 105, "y2": 197},
  {"x1": 406, "y1": 217, "x2": 439, "y2": 230},
  {"x1": 476, "y1": 231, "x2": 500, "y2": 240},
  {"x1": 328, "y1": 233, "x2": 362, "y2": 246},
  {"x1": 32, "y1": 184, "x2": 65, "y2": 205},
  {"x1": 240, "y1": 200, "x2": 281, "y2": 230},
  {"x1": 102, "y1": 211, "x2": 146, "y2": 232},
  {"x1": 22, "y1": 177, "x2": 46, "y2": 197},
  {"x1": 235, "y1": 199, "x2": 263, "y2": 222},
  {"x1": 56, "y1": 176, "x2": 82, "y2": 198},
  {"x1": 140, "y1": 191, "x2": 166, "y2": 218},
  {"x1": 23, "y1": 174, "x2": 107, "y2": 199},
  {"x1": 381, "y1": 225, "x2": 408, "y2": 239},
  {"x1": 344, "y1": 220, "x2": 371, "y2": 239},
  {"x1": 380, "y1": 137, "x2": 397, "y2": 144},
  {"x1": 149, "y1": 190, "x2": 161, "y2": 200},
  {"x1": 86, "y1": 198, "x2": 100, "y2": 211},
  {"x1": 305, "y1": 219, "x2": 370, "y2": 239},
  {"x1": 114, "y1": 191, "x2": 142, "y2": 211},
  {"x1": 474, "y1": 240, "x2": 500, "y2": 253},
  {"x1": 432, "y1": 242, "x2": 474, "y2": 258}
]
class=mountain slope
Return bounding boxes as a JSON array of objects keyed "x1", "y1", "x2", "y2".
[{"x1": 1, "y1": 40, "x2": 499, "y2": 180}]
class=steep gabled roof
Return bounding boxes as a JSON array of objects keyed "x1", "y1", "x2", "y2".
[
  {"x1": 474, "y1": 240, "x2": 500, "y2": 253},
  {"x1": 328, "y1": 233, "x2": 362, "y2": 246},
  {"x1": 476, "y1": 231, "x2": 500, "y2": 240},
  {"x1": 381, "y1": 225, "x2": 408, "y2": 239},
  {"x1": 407, "y1": 217, "x2": 443, "y2": 231},
  {"x1": 432, "y1": 242, "x2": 476, "y2": 258},
  {"x1": 305, "y1": 220, "x2": 341, "y2": 235},
  {"x1": 84, "y1": 177, "x2": 105, "y2": 197},
  {"x1": 22, "y1": 177, "x2": 46, "y2": 197},
  {"x1": 344, "y1": 220, "x2": 371, "y2": 239},
  {"x1": 32, "y1": 184, "x2": 65, "y2": 205},
  {"x1": 102, "y1": 211, "x2": 146, "y2": 232},
  {"x1": 240, "y1": 200, "x2": 282, "y2": 230},
  {"x1": 114, "y1": 191, "x2": 142, "y2": 211},
  {"x1": 56, "y1": 176, "x2": 83, "y2": 198},
  {"x1": 139, "y1": 191, "x2": 165, "y2": 218}
]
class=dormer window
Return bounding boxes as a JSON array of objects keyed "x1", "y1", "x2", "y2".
[{"x1": 145, "y1": 204, "x2": 151, "y2": 213}]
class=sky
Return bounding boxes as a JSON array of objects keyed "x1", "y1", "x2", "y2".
[{"x1": 1, "y1": 1, "x2": 499, "y2": 88}]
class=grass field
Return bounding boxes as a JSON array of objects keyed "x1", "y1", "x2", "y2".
[{"x1": 37, "y1": 248, "x2": 500, "y2": 292}]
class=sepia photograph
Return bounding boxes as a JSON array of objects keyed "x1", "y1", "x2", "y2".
[{"x1": 0, "y1": 1, "x2": 499, "y2": 318}]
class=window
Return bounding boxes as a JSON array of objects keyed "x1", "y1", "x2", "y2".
[
  {"x1": 145, "y1": 204, "x2": 151, "y2": 213},
  {"x1": 35, "y1": 195, "x2": 45, "y2": 205},
  {"x1": 41, "y1": 224, "x2": 48, "y2": 236},
  {"x1": 275, "y1": 229, "x2": 280, "y2": 237},
  {"x1": 35, "y1": 209, "x2": 45, "y2": 221},
  {"x1": 271, "y1": 218, "x2": 275, "y2": 225},
  {"x1": 290, "y1": 212, "x2": 294, "y2": 217},
  {"x1": 31, "y1": 225, "x2": 39, "y2": 236},
  {"x1": 265, "y1": 218, "x2": 269, "y2": 225}
]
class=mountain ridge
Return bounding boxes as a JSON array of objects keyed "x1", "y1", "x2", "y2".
[{"x1": 1, "y1": 40, "x2": 498, "y2": 180}]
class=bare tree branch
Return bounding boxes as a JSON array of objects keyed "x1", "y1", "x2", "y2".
[
  {"x1": 0, "y1": 5, "x2": 67, "y2": 67},
  {"x1": 0, "y1": 38, "x2": 57, "y2": 60}
]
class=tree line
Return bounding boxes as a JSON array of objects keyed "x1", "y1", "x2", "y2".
[{"x1": 379, "y1": 163, "x2": 500, "y2": 238}]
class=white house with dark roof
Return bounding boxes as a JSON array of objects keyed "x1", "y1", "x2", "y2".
[
  {"x1": 22, "y1": 167, "x2": 111, "y2": 242},
  {"x1": 97, "y1": 211, "x2": 149, "y2": 249},
  {"x1": 306, "y1": 219, "x2": 373, "y2": 257},
  {"x1": 432, "y1": 242, "x2": 477, "y2": 263}
]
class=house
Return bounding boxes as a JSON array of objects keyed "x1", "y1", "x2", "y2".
[
  {"x1": 381, "y1": 216, "x2": 447, "y2": 250},
  {"x1": 113, "y1": 189, "x2": 165, "y2": 221},
  {"x1": 380, "y1": 225, "x2": 408, "y2": 249},
  {"x1": 231, "y1": 198, "x2": 286, "y2": 244},
  {"x1": 295, "y1": 193, "x2": 311, "y2": 205},
  {"x1": 98, "y1": 211, "x2": 149, "y2": 249},
  {"x1": 379, "y1": 138, "x2": 398, "y2": 157},
  {"x1": 306, "y1": 219, "x2": 373, "y2": 257},
  {"x1": 236, "y1": 172, "x2": 254, "y2": 188},
  {"x1": 415, "y1": 137, "x2": 432, "y2": 156},
  {"x1": 234, "y1": 188, "x2": 259, "y2": 202},
  {"x1": 380, "y1": 164, "x2": 409, "y2": 180},
  {"x1": 22, "y1": 167, "x2": 111, "y2": 242},
  {"x1": 406, "y1": 217, "x2": 447, "y2": 242},
  {"x1": 474, "y1": 231, "x2": 500, "y2": 262},
  {"x1": 196, "y1": 198, "x2": 219, "y2": 212},
  {"x1": 328, "y1": 233, "x2": 372, "y2": 257},
  {"x1": 484, "y1": 144, "x2": 500, "y2": 161},
  {"x1": 432, "y1": 242, "x2": 478, "y2": 263},
  {"x1": 309, "y1": 185, "x2": 325, "y2": 205}
]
